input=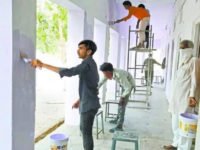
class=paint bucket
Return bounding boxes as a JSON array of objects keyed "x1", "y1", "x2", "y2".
[
  {"x1": 179, "y1": 113, "x2": 198, "y2": 138},
  {"x1": 50, "y1": 133, "x2": 69, "y2": 150}
]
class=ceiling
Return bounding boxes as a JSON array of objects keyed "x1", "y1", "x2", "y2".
[{"x1": 116, "y1": 0, "x2": 174, "y2": 5}]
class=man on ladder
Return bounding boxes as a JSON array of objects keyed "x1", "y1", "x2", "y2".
[
  {"x1": 136, "y1": 4, "x2": 150, "y2": 48},
  {"x1": 114, "y1": 1, "x2": 150, "y2": 48}
]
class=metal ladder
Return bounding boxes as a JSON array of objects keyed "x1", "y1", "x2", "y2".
[{"x1": 127, "y1": 25, "x2": 156, "y2": 109}]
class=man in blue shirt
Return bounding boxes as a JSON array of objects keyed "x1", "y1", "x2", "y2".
[{"x1": 31, "y1": 40, "x2": 100, "y2": 150}]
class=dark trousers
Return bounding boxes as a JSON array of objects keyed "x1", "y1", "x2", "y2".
[
  {"x1": 114, "y1": 87, "x2": 133, "y2": 128},
  {"x1": 80, "y1": 109, "x2": 98, "y2": 150},
  {"x1": 116, "y1": 95, "x2": 129, "y2": 128},
  {"x1": 145, "y1": 70, "x2": 154, "y2": 85},
  {"x1": 145, "y1": 25, "x2": 150, "y2": 48}
]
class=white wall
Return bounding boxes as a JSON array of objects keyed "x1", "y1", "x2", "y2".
[
  {"x1": 0, "y1": 0, "x2": 13, "y2": 149},
  {"x1": 119, "y1": 37, "x2": 128, "y2": 69},
  {"x1": 0, "y1": 0, "x2": 36, "y2": 149},
  {"x1": 164, "y1": 0, "x2": 200, "y2": 97},
  {"x1": 51, "y1": 0, "x2": 123, "y2": 125},
  {"x1": 64, "y1": 9, "x2": 85, "y2": 126},
  {"x1": 162, "y1": 0, "x2": 200, "y2": 149},
  {"x1": 53, "y1": 0, "x2": 85, "y2": 126},
  {"x1": 93, "y1": 19, "x2": 107, "y2": 102},
  {"x1": 106, "y1": 28, "x2": 120, "y2": 100},
  {"x1": 93, "y1": 19, "x2": 107, "y2": 67},
  {"x1": 52, "y1": 0, "x2": 124, "y2": 105}
]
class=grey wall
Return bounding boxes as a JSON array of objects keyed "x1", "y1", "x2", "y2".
[{"x1": 12, "y1": 0, "x2": 36, "y2": 149}]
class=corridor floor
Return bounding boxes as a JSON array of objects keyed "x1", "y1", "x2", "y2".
[{"x1": 35, "y1": 86, "x2": 174, "y2": 150}]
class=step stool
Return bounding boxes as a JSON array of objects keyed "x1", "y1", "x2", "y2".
[
  {"x1": 95, "y1": 109, "x2": 104, "y2": 139},
  {"x1": 105, "y1": 100, "x2": 119, "y2": 122},
  {"x1": 111, "y1": 131, "x2": 139, "y2": 150}
]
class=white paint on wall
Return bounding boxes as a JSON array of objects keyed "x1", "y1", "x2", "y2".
[
  {"x1": 69, "y1": 0, "x2": 108, "y2": 23},
  {"x1": 64, "y1": 9, "x2": 84, "y2": 126},
  {"x1": 51, "y1": 0, "x2": 115, "y2": 125},
  {"x1": 119, "y1": 37, "x2": 127, "y2": 70},
  {"x1": 162, "y1": 1, "x2": 200, "y2": 149},
  {"x1": 106, "y1": 28, "x2": 119, "y2": 100},
  {"x1": 93, "y1": 19, "x2": 106, "y2": 68},
  {"x1": 0, "y1": 0, "x2": 13, "y2": 149},
  {"x1": 0, "y1": 0, "x2": 36, "y2": 149},
  {"x1": 93, "y1": 18, "x2": 107, "y2": 102}
]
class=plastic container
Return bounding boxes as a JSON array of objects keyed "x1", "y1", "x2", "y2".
[
  {"x1": 50, "y1": 133, "x2": 69, "y2": 150},
  {"x1": 179, "y1": 113, "x2": 198, "y2": 138}
]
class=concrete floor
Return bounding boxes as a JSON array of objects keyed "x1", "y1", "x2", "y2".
[
  {"x1": 35, "y1": 85, "x2": 176, "y2": 150},
  {"x1": 35, "y1": 52, "x2": 66, "y2": 138}
]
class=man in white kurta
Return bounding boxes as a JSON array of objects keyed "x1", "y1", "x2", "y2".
[{"x1": 164, "y1": 40, "x2": 200, "y2": 150}]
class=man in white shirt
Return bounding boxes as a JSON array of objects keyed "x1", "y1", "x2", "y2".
[
  {"x1": 141, "y1": 53, "x2": 162, "y2": 86},
  {"x1": 164, "y1": 40, "x2": 200, "y2": 150},
  {"x1": 98, "y1": 63, "x2": 135, "y2": 133}
]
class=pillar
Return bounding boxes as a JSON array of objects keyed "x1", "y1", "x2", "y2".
[{"x1": 0, "y1": 0, "x2": 36, "y2": 149}]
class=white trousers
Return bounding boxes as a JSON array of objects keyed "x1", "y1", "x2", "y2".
[
  {"x1": 171, "y1": 114, "x2": 193, "y2": 150},
  {"x1": 139, "y1": 17, "x2": 150, "y2": 44}
]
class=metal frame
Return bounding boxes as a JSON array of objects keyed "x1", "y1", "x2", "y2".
[
  {"x1": 111, "y1": 131, "x2": 139, "y2": 150},
  {"x1": 105, "y1": 100, "x2": 119, "y2": 121},
  {"x1": 126, "y1": 25, "x2": 156, "y2": 109},
  {"x1": 95, "y1": 110, "x2": 104, "y2": 139}
]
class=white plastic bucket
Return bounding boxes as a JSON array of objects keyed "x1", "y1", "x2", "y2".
[
  {"x1": 179, "y1": 113, "x2": 198, "y2": 138},
  {"x1": 50, "y1": 133, "x2": 69, "y2": 150}
]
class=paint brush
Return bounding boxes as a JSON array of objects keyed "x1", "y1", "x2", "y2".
[
  {"x1": 108, "y1": 20, "x2": 116, "y2": 26},
  {"x1": 20, "y1": 51, "x2": 32, "y2": 63}
]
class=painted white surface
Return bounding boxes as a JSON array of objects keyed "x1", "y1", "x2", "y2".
[
  {"x1": 106, "y1": 28, "x2": 119, "y2": 100},
  {"x1": 51, "y1": 0, "x2": 120, "y2": 125},
  {"x1": 5, "y1": 0, "x2": 200, "y2": 148},
  {"x1": 69, "y1": 0, "x2": 109, "y2": 23},
  {"x1": 64, "y1": 9, "x2": 85, "y2": 126},
  {"x1": 119, "y1": 37, "x2": 127, "y2": 69},
  {"x1": 0, "y1": 0, "x2": 36, "y2": 149},
  {"x1": 162, "y1": 1, "x2": 200, "y2": 149},
  {"x1": 53, "y1": 0, "x2": 127, "y2": 104},
  {"x1": 164, "y1": 0, "x2": 200, "y2": 98},
  {"x1": 0, "y1": 0, "x2": 12, "y2": 149},
  {"x1": 52, "y1": 0, "x2": 85, "y2": 126},
  {"x1": 93, "y1": 19, "x2": 107, "y2": 68},
  {"x1": 93, "y1": 19, "x2": 107, "y2": 102}
]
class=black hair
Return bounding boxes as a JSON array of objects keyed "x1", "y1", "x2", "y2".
[
  {"x1": 78, "y1": 40, "x2": 97, "y2": 55},
  {"x1": 100, "y1": 63, "x2": 114, "y2": 72},
  {"x1": 123, "y1": 1, "x2": 132, "y2": 6},
  {"x1": 138, "y1": 4, "x2": 145, "y2": 8}
]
